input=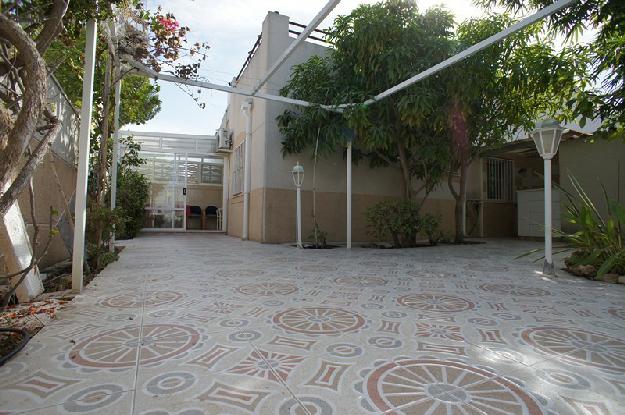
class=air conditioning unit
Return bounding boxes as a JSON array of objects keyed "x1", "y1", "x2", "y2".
[{"x1": 216, "y1": 128, "x2": 232, "y2": 152}]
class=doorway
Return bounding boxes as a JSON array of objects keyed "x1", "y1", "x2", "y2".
[{"x1": 141, "y1": 151, "x2": 187, "y2": 231}]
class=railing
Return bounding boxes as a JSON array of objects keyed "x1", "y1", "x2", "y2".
[
  {"x1": 232, "y1": 34, "x2": 262, "y2": 85},
  {"x1": 288, "y1": 21, "x2": 331, "y2": 44}
]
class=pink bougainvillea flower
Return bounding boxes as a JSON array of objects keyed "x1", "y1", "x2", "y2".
[{"x1": 158, "y1": 16, "x2": 179, "y2": 32}]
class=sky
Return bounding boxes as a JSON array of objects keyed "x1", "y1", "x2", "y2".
[{"x1": 127, "y1": 0, "x2": 498, "y2": 135}]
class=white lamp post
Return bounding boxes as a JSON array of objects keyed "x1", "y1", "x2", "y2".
[
  {"x1": 532, "y1": 119, "x2": 564, "y2": 275},
  {"x1": 292, "y1": 162, "x2": 304, "y2": 248}
]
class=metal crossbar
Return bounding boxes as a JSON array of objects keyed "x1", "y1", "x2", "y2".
[{"x1": 127, "y1": 0, "x2": 578, "y2": 114}]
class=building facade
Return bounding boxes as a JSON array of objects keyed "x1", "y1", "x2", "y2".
[{"x1": 221, "y1": 11, "x2": 625, "y2": 244}]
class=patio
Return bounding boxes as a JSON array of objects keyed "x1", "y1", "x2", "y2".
[{"x1": 1, "y1": 234, "x2": 625, "y2": 414}]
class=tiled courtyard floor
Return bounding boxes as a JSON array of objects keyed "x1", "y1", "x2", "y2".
[{"x1": 2, "y1": 234, "x2": 625, "y2": 414}]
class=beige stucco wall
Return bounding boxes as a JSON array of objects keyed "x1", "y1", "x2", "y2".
[
  {"x1": 186, "y1": 185, "x2": 222, "y2": 208},
  {"x1": 17, "y1": 149, "x2": 76, "y2": 268},
  {"x1": 255, "y1": 187, "x2": 455, "y2": 244},
  {"x1": 559, "y1": 137, "x2": 625, "y2": 233},
  {"x1": 221, "y1": 12, "x2": 464, "y2": 244}
]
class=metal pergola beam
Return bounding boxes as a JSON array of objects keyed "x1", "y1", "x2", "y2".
[
  {"x1": 352, "y1": 0, "x2": 577, "y2": 107},
  {"x1": 126, "y1": 60, "x2": 341, "y2": 112},
  {"x1": 126, "y1": 0, "x2": 576, "y2": 113}
]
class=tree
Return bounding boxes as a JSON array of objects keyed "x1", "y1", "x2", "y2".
[
  {"x1": 0, "y1": 1, "x2": 209, "y2": 298},
  {"x1": 0, "y1": 1, "x2": 125, "y2": 218},
  {"x1": 441, "y1": 14, "x2": 587, "y2": 242},
  {"x1": 478, "y1": 0, "x2": 625, "y2": 138},
  {"x1": 279, "y1": 1, "x2": 454, "y2": 205},
  {"x1": 44, "y1": 3, "x2": 209, "y2": 268}
]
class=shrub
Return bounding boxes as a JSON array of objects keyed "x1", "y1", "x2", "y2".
[
  {"x1": 116, "y1": 168, "x2": 150, "y2": 239},
  {"x1": 307, "y1": 222, "x2": 328, "y2": 248},
  {"x1": 366, "y1": 200, "x2": 441, "y2": 248},
  {"x1": 560, "y1": 176, "x2": 625, "y2": 277}
]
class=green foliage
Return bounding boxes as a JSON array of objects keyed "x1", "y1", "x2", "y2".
[
  {"x1": 445, "y1": 14, "x2": 586, "y2": 156},
  {"x1": 279, "y1": 1, "x2": 454, "y2": 200},
  {"x1": 115, "y1": 168, "x2": 150, "y2": 240},
  {"x1": 307, "y1": 222, "x2": 329, "y2": 248},
  {"x1": 366, "y1": 200, "x2": 441, "y2": 248},
  {"x1": 85, "y1": 201, "x2": 125, "y2": 267},
  {"x1": 478, "y1": 0, "x2": 623, "y2": 138},
  {"x1": 559, "y1": 176, "x2": 625, "y2": 276},
  {"x1": 46, "y1": 35, "x2": 162, "y2": 127},
  {"x1": 120, "y1": 76, "x2": 161, "y2": 126}
]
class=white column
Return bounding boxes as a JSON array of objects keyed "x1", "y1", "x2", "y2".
[
  {"x1": 72, "y1": 20, "x2": 98, "y2": 292},
  {"x1": 543, "y1": 158, "x2": 553, "y2": 274},
  {"x1": 109, "y1": 79, "x2": 122, "y2": 251},
  {"x1": 241, "y1": 99, "x2": 252, "y2": 240},
  {"x1": 221, "y1": 157, "x2": 229, "y2": 233},
  {"x1": 346, "y1": 141, "x2": 352, "y2": 249},
  {"x1": 296, "y1": 185, "x2": 302, "y2": 248}
]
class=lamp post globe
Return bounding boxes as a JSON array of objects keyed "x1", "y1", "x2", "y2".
[
  {"x1": 532, "y1": 119, "x2": 564, "y2": 160},
  {"x1": 292, "y1": 162, "x2": 304, "y2": 187},
  {"x1": 532, "y1": 119, "x2": 565, "y2": 276}
]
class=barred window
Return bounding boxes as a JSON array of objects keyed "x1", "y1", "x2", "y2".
[{"x1": 486, "y1": 158, "x2": 513, "y2": 201}]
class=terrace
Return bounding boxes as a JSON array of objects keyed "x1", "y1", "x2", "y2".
[{"x1": 1, "y1": 234, "x2": 624, "y2": 413}]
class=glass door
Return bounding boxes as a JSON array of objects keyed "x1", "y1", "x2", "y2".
[
  {"x1": 143, "y1": 152, "x2": 187, "y2": 231},
  {"x1": 173, "y1": 153, "x2": 188, "y2": 230}
]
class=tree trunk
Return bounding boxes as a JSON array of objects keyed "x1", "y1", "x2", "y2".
[
  {"x1": 0, "y1": 15, "x2": 47, "y2": 203},
  {"x1": 447, "y1": 96, "x2": 470, "y2": 244},
  {"x1": 94, "y1": 51, "x2": 113, "y2": 266},
  {"x1": 453, "y1": 159, "x2": 468, "y2": 243},
  {"x1": 397, "y1": 142, "x2": 411, "y2": 201}
]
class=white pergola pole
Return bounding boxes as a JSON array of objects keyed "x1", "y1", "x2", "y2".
[
  {"x1": 296, "y1": 185, "x2": 302, "y2": 248},
  {"x1": 346, "y1": 141, "x2": 352, "y2": 249},
  {"x1": 543, "y1": 158, "x2": 553, "y2": 274},
  {"x1": 72, "y1": 19, "x2": 98, "y2": 292},
  {"x1": 221, "y1": 156, "x2": 229, "y2": 232},
  {"x1": 241, "y1": 99, "x2": 253, "y2": 240},
  {"x1": 109, "y1": 79, "x2": 122, "y2": 252}
]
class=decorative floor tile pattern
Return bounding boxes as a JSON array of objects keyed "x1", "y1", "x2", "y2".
[{"x1": 2, "y1": 234, "x2": 625, "y2": 414}]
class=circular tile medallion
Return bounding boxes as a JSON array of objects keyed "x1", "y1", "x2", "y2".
[
  {"x1": 273, "y1": 307, "x2": 365, "y2": 335},
  {"x1": 69, "y1": 324, "x2": 200, "y2": 368},
  {"x1": 236, "y1": 282, "x2": 298, "y2": 296},
  {"x1": 63, "y1": 384, "x2": 124, "y2": 413},
  {"x1": 521, "y1": 327, "x2": 625, "y2": 372},
  {"x1": 365, "y1": 359, "x2": 542, "y2": 414},
  {"x1": 479, "y1": 283, "x2": 550, "y2": 297},
  {"x1": 100, "y1": 291, "x2": 182, "y2": 308},
  {"x1": 334, "y1": 276, "x2": 388, "y2": 287},
  {"x1": 397, "y1": 293, "x2": 475, "y2": 313}
]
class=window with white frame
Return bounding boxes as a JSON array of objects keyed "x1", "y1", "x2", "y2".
[
  {"x1": 486, "y1": 158, "x2": 514, "y2": 201},
  {"x1": 232, "y1": 142, "x2": 245, "y2": 195}
]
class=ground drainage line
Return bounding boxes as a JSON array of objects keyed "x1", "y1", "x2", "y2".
[
  {"x1": 129, "y1": 274, "x2": 149, "y2": 415},
  {"x1": 249, "y1": 341, "x2": 313, "y2": 415}
]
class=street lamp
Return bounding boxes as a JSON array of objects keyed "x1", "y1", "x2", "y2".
[
  {"x1": 532, "y1": 119, "x2": 564, "y2": 275},
  {"x1": 292, "y1": 162, "x2": 304, "y2": 248}
]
